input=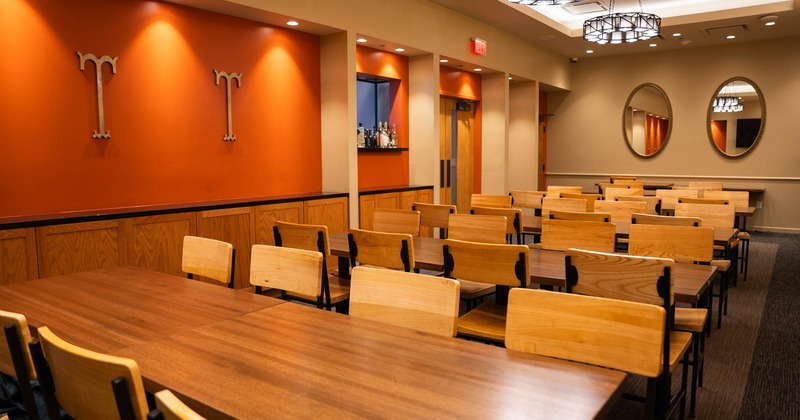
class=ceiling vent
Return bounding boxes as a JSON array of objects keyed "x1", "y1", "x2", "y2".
[
  {"x1": 704, "y1": 24, "x2": 748, "y2": 37},
  {"x1": 564, "y1": 1, "x2": 607, "y2": 15}
]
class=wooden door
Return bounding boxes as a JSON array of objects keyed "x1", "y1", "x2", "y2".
[{"x1": 440, "y1": 98, "x2": 475, "y2": 213}]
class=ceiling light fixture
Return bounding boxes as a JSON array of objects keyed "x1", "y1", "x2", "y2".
[
  {"x1": 583, "y1": 0, "x2": 660, "y2": 45},
  {"x1": 506, "y1": 0, "x2": 581, "y2": 5},
  {"x1": 286, "y1": 21, "x2": 299, "y2": 26},
  {"x1": 474, "y1": 68, "x2": 482, "y2": 72},
  {"x1": 714, "y1": 81, "x2": 743, "y2": 113},
  {"x1": 440, "y1": 59, "x2": 449, "y2": 63},
  {"x1": 357, "y1": 38, "x2": 367, "y2": 43},
  {"x1": 394, "y1": 48, "x2": 405, "y2": 52},
  {"x1": 760, "y1": 15, "x2": 778, "y2": 26}
]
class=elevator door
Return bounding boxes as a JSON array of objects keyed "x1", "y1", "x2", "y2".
[{"x1": 439, "y1": 98, "x2": 474, "y2": 213}]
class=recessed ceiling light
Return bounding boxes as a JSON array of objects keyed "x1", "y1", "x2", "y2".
[
  {"x1": 586, "y1": 49, "x2": 594, "y2": 54},
  {"x1": 440, "y1": 59, "x2": 449, "y2": 63},
  {"x1": 760, "y1": 15, "x2": 778, "y2": 26},
  {"x1": 394, "y1": 48, "x2": 405, "y2": 52},
  {"x1": 765, "y1": 21, "x2": 776, "y2": 26},
  {"x1": 678, "y1": 39, "x2": 692, "y2": 46},
  {"x1": 286, "y1": 21, "x2": 299, "y2": 26},
  {"x1": 356, "y1": 38, "x2": 367, "y2": 43},
  {"x1": 672, "y1": 33, "x2": 681, "y2": 37},
  {"x1": 508, "y1": 77, "x2": 513, "y2": 80},
  {"x1": 727, "y1": 35, "x2": 736, "y2": 39},
  {"x1": 473, "y1": 68, "x2": 482, "y2": 72},
  {"x1": 649, "y1": 43, "x2": 657, "y2": 47}
]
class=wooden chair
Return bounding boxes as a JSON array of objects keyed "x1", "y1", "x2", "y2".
[
  {"x1": 412, "y1": 202, "x2": 455, "y2": 238},
  {"x1": 540, "y1": 219, "x2": 615, "y2": 253},
  {"x1": 443, "y1": 239, "x2": 529, "y2": 344},
  {"x1": 548, "y1": 210, "x2": 610, "y2": 222},
  {"x1": 448, "y1": 213, "x2": 507, "y2": 244},
  {"x1": 273, "y1": 221, "x2": 350, "y2": 312},
  {"x1": 545, "y1": 185, "x2": 582, "y2": 197},
  {"x1": 372, "y1": 208, "x2": 421, "y2": 236},
  {"x1": 610, "y1": 175, "x2": 637, "y2": 183},
  {"x1": 594, "y1": 199, "x2": 647, "y2": 226},
  {"x1": 350, "y1": 266, "x2": 460, "y2": 337},
  {"x1": 1, "y1": 310, "x2": 40, "y2": 419},
  {"x1": 470, "y1": 194, "x2": 512, "y2": 209},
  {"x1": 632, "y1": 213, "x2": 701, "y2": 227},
  {"x1": 689, "y1": 181, "x2": 723, "y2": 190},
  {"x1": 616, "y1": 195, "x2": 661, "y2": 214},
  {"x1": 703, "y1": 190, "x2": 751, "y2": 281},
  {"x1": 509, "y1": 190, "x2": 545, "y2": 215},
  {"x1": 250, "y1": 244, "x2": 324, "y2": 308},
  {"x1": 506, "y1": 288, "x2": 668, "y2": 417},
  {"x1": 656, "y1": 189, "x2": 699, "y2": 214},
  {"x1": 604, "y1": 186, "x2": 644, "y2": 202},
  {"x1": 347, "y1": 228, "x2": 415, "y2": 272},
  {"x1": 678, "y1": 197, "x2": 729, "y2": 205},
  {"x1": 628, "y1": 224, "x2": 714, "y2": 417},
  {"x1": 181, "y1": 235, "x2": 235, "y2": 288},
  {"x1": 30, "y1": 326, "x2": 149, "y2": 420},
  {"x1": 559, "y1": 192, "x2": 601, "y2": 212},
  {"x1": 541, "y1": 197, "x2": 587, "y2": 219},
  {"x1": 565, "y1": 250, "x2": 691, "y2": 420},
  {"x1": 469, "y1": 206, "x2": 522, "y2": 244},
  {"x1": 151, "y1": 389, "x2": 206, "y2": 420}
]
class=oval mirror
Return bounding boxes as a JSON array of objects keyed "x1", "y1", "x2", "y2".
[
  {"x1": 623, "y1": 83, "x2": 672, "y2": 158},
  {"x1": 706, "y1": 77, "x2": 765, "y2": 158}
]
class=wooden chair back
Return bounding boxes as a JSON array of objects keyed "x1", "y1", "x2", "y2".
[
  {"x1": 610, "y1": 176, "x2": 637, "y2": 183},
  {"x1": 545, "y1": 185, "x2": 582, "y2": 197},
  {"x1": 506, "y1": 288, "x2": 665, "y2": 378},
  {"x1": 629, "y1": 224, "x2": 714, "y2": 263},
  {"x1": 540, "y1": 219, "x2": 616, "y2": 253},
  {"x1": 566, "y1": 249, "x2": 675, "y2": 307},
  {"x1": 181, "y1": 235, "x2": 235, "y2": 288},
  {"x1": 443, "y1": 239, "x2": 529, "y2": 304},
  {"x1": 559, "y1": 193, "x2": 602, "y2": 211},
  {"x1": 34, "y1": 326, "x2": 149, "y2": 419},
  {"x1": 631, "y1": 213, "x2": 701, "y2": 227},
  {"x1": 372, "y1": 208, "x2": 421, "y2": 236},
  {"x1": 675, "y1": 202, "x2": 735, "y2": 230},
  {"x1": 703, "y1": 190, "x2": 749, "y2": 208},
  {"x1": 469, "y1": 206, "x2": 522, "y2": 243},
  {"x1": 154, "y1": 389, "x2": 206, "y2": 420},
  {"x1": 250, "y1": 244, "x2": 323, "y2": 300},
  {"x1": 471, "y1": 194, "x2": 512, "y2": 209},
  {"x1": 549, "y1": 210, "x2": 610, "y2": 223},
  {"x1": 350, "y1": 266, "x2": 460, "y2": 337},
  {"x1": 656, "y1": 189, "x2": 699, "y2": 209},
  {"x1": 541, "y1": 197, "x2": 588, "y2": 219},
  {"x1": 348, "y1": 229, "x2": 415, "y2": 272},
  {"x1": 274, "y1": 221, "x2": 330, "y2": 256},
  {"x1": 688, "y1": 181, "x2": 723, "y2": 190},
  {"x1": 616, "y1": 195, "x2": 661, "y2": 214},
  {"x1": 678, "y1": 197, "x2": 729, "y2": 205},
  {"x1": 593, "y1": 200, "x2": 647, "y2": 225},
  {"x1": 1, "y1": 310, "x2": 39, "y2": 419},
  {"x1": 448, "y1": 214, "x2": 508, "y2": 244},
  {"x1": 412, "y1": 202, "x2": 456, "y2": 238},
  {"x1": 604, "y1": 186, "x2": 644, "y2": 202},
  {"x1": 509, "y1": 190, "x2": 545, "y2": 211}
]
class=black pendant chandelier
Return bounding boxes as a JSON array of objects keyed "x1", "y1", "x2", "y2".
[{"x1": 583, "y1": 0, "x2": 661, "y2": 44}]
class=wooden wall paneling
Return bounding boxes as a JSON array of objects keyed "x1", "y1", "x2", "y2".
[
  {"x1": 359, "y1": 192, "x2": 399, "y2": 230},
  {"x1": 196, "y1": 207, "x2": 255, "y2": 290},
  {"x1": 36, "y1": 220, "x2": 126, "y2": 278},
  {"x1": 254, "y1": 202, "x2": 304, "y2": 246},
  {"x1": 0, "y1": 228, "x2": 38, "y2": 284},
  {"x1": 123, "y1": 213, "x2": 197, "y2": 277}
]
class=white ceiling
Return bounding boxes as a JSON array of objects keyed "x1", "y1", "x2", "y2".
[{"x1": 429, "y1": 0, "x2": 800, "y2": 58}]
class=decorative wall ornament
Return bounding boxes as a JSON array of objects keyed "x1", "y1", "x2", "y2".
[
  {"x1": 214, "y1": 70, "x2": 242, "y2": 141},
  {"x1": 77, "y1": 52, "x2": 118, "y2": 139}
]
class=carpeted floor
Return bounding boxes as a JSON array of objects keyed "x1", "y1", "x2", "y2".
[{"x1": 607, "y1": 232, "x2": 799, "y2": 419}]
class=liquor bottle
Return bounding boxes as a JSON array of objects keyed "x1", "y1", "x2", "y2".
[
  {"x1": 390, "y1": 123, "x2": 398, "y2": 148},
  {"x1": 372, "y1": 126, "x2": 379, "y2": 148},
  {"x1": 380, "y1": 122, "x2": 389, "y2": 148},
  {"x1": 357, "y1": 123, "x2": 365, "y2": 148}
]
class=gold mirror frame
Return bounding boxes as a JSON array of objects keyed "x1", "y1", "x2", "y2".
[
  {"x1": 706, "y1": 77, "x2": 766, "y2": 159},
  {"x1": 622, "y1": 83, "x2": 673, "y2": 159}
]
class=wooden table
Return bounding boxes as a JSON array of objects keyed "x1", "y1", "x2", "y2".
[
  {"x1": 118, "y1": 303, "x2": 627, "y2": 419},
  {"x1": 0, "y1": 266, "x2": 283, "y2": 353},
  {"x1": 329, "y1": 233, "x2": 716, "y2": 305}
]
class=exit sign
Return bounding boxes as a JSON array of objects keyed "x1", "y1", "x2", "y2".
[{"x1": 471, "y1": 37, "x2": 487, "y2": 56}]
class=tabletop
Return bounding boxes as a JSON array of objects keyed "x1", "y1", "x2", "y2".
[
  {"x1": 0, "y1": 266, "x2": 283, "y2": 353},
  {"x1": 328, "y1": 232, "x2": 716, "y2": 305},
  {"x1": 119, "y1": 303, "x2": 627, "y2": 419}
]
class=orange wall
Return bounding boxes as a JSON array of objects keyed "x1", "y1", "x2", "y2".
[
  {"x1": 439, "y1": 66, "x2": 482, "y2": 193},
  {"x1": 710, "y1": 120, "x2": 727, "y2": 151},
  {"x1": 0, "y1": 0, "x2": 321, "y2": 218},
  {"x1": 355, "y1": 46, "x2": 409, "y2": 189}
]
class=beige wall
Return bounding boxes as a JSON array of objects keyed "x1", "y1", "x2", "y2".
[{"x1": 546, "y1": 36, "x2": 800, "y2": 232}]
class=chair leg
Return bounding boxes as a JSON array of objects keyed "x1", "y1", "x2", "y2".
[
  {"x1": 4, "y1": 325, "x2": 40, "y2": 420},
  {"x1": 28, "y1": 341, "x2": 61, "y2": 420},
  {"x1": 740, "y1": 238, "x2": 749, "y2": 282}
]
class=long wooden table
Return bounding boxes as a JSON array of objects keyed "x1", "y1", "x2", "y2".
[
  {"x1": 1, "y1": 266, "x2": 627, "y2": 419},
  {"x1": 329, "y1": 233, "x2": 717, "y2": 306}
]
